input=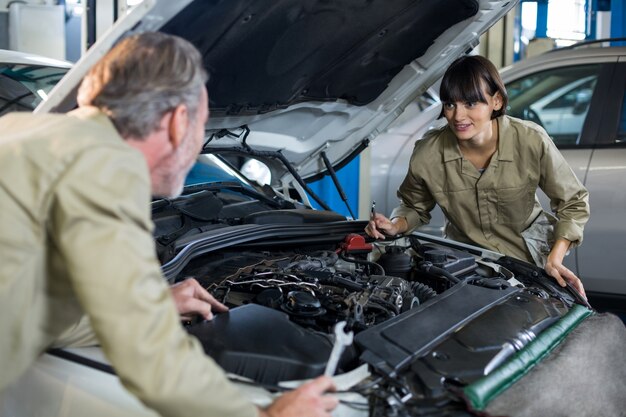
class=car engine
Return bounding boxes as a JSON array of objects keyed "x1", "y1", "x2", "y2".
[
  {"x1": 175, "y1": 230, "x2": 579, "y2": 416},
  {"x1": 183, "y1": 234, "x2": 469, "y2": 333}
]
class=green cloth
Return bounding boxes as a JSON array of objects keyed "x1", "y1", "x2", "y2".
[
  {"x1": 0, "y1": 108, "x2": 257, "y2": 417},
  {"x1": 463, "y1": 304, "x2": 593, "y2": 410},
  {"x1": 391, "y1": 115, "x2": 589, "y2": 264}
]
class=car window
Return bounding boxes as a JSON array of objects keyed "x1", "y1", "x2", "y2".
[
  {"x1": 506, "y1": 64, "x2": 602, "y2": 146},
  {"x1": 0, "y1": 64, "x2": 69, "y2": 116}
]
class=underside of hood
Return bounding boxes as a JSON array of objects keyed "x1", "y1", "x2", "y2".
[
  {"x1": 37, "y1": 0, "x2": 517, "y2": 182},
  {"x1": 164, "y1": 0, "x2": 515, "y2": 182},
  {"x1": 161, "y1": 0, "x2": 477, "y2": 115}
]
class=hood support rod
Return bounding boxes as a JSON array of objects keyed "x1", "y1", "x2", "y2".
[
  {"x1": 203, "y1": 146, "x2": 333, "y2": 212},
  {"x1": 320, "y1": 151, "x2": 356, "y2": 219},
  {"x1": 204, "y1": 126, "x2": 333, "y2": 211}
]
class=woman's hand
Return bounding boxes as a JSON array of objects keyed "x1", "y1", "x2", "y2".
[
  {"x1": 545, "y1": 239, "x2": 587, "y2": 299},
  {"x1": 365, "y1": 214, "x2": 407, "y2": 240}
]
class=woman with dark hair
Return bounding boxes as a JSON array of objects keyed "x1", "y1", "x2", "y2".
[{"x1": 365, "y1": 55, "x2": 590, "y2": 296}]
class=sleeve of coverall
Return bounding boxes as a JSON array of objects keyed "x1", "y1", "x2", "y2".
[
  {"x1": 537, "y1": 133, "x2": 590, "y2": 248},
  {"x1": 47, "y1": 146, "x2": 258, "y2": 417},
  {"x1": 390, "y1": 143, "x2": 437, "y2": 233}
]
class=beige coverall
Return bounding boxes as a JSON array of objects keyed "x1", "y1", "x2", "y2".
[
  {"x1": 0, "y1": 107, "x2": 257, "y2": 417},
  {"x1": 391, "y1": 115, "x2": 590, "y2": 265}
]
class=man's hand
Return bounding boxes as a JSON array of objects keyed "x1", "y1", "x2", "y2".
[
  {"x1": 258, "y1": 376, "x2": 338, "y2": 417},
  {"x1": 365, "y1": 213, "x2": 407, "y2": 240},
  {"x1": 545, "y1": 238, "x2": 587, "y2": 299},
  {"x1": 170, "y1": 278, "x2": 228, "y2": 321}
]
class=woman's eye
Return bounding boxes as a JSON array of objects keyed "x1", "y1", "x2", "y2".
[
  {"x1": 465, "y1": 101, "x2": 477, "y2": 108},
  {"x1": 443, "y1": 103, "x2": 455, "y2": 110}
]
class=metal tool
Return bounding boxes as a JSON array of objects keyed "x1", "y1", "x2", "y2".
[{"x1": 324, "y1": 321, "x2": 354, "y2": 377}]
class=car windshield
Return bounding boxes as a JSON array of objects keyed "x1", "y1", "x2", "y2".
[
  {"x1": 0, "y1": 64, "x2": 69, "y2": 116},
  {"x1": 186, "y1": 153, "x2": 258, "y2": 189}
]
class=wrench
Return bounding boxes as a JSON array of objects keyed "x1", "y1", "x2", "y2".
[{"x1": 324, "y1": 321, "x2": 354, "y2": 377}]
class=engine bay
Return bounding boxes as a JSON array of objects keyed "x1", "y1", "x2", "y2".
[
  {"x1": 175, "y1": 230, "x2": 578, "y2": 415},
  {"x1": 182, "y1": 234, "x2": 489, "y2": 334}
]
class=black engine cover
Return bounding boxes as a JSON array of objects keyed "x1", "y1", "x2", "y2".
[
  {"x1": 356, "y1": 282, "x2": 567, "y2": 401},
  {"x1": 186, "y1": 304, "x2": 333, "y2": 384}
]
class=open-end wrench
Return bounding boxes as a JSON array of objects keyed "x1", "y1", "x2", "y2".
[{"x1": 324, "y1": 321, "x2": 354, "y2": 377}]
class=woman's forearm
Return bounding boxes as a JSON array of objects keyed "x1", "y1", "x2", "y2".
[{"x1": 547, "y1": 238, "x2": 571, "y2": 265}]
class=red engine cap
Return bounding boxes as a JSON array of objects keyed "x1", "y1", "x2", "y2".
[{"x1": 340, "y1": 233, "x2": 372, "y2": 253}]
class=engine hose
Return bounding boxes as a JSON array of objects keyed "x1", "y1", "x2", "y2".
[
  {"x1": 465, "y1": 277, "x2": 510, "y2": 289},
  {"x1": 327, "y1": 275, "x2": 364, "y2": 292},
  {"x1": 411, "y1": 282, "x2": 438, "y2": 302},
  {"x1": 418, "y1": 261, "x2": 460, "y2": 284}
]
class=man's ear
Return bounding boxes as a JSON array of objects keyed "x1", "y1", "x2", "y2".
[{"x1": 168, "y1": 104, "x2": 189, "y2": 149}]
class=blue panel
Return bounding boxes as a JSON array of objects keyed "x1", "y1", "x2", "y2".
[
  {"x1": 536, "y1": 0, "x2": 548, "y2": 38},
  {"x1": 611, "y1": 0, "x2": 626, "y2": 39},
  {"x1": 598, "y1": 0, "x2": 611, "y2": 12},
  {"x1": 306, "y1": 156, "x2": 360, "y2": 218},
  {"x1": 586, "y1": 0, "x2": 597, "y2": 39}
]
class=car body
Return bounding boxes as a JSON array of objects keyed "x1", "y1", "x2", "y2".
[
  {"x1": 370, "y1": 42, "x2": 626, "y2": 317},
  {"x1": 1, "y1": 1, "x2": 623, "y2": 417},
  {"x1": 0, "y1": 49, "x2": 71, "y2": 116}
]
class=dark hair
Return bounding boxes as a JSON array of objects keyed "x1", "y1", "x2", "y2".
[
  {"x1": 78, "y1": 32, "x2": 208, "y2": 139},
  {"x1": 438, "y1": 55, "x2": 508, "y2": 119}
]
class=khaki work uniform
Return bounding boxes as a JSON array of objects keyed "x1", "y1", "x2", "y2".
[
  {"x1": 0, "y1": 108, "x2": 257, "y2": 417},
  {"x1": 391, "y1": 115, "x2": 590, "y2": 265}
]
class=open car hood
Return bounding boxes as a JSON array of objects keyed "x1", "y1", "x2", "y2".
[{"x1": 36, "y1": 0, "x2": 516, "y2": 182}]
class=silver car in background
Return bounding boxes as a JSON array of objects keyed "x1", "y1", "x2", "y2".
[
  {"x1": 370, "y1": 41, "x2": 626, "y2": 318},
  {"x1": 0, "y1": 49, "x2": 70, "y2": 115}
]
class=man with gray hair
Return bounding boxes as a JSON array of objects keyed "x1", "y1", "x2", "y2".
[{"x1": 0, "y1": 32, "x2": 337, "y2": 417}]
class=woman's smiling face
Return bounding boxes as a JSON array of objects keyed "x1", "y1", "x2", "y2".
[
  {"x1": 437, "y1": 55, "x2": 508, "y2": 143},
  {"x1": 442, "y1": 86, "x2": 502, "y2": 142}
]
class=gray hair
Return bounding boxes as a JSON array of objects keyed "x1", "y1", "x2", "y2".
[{"x1": 77, "y1": 32, "x2": 208, "y2": 139}]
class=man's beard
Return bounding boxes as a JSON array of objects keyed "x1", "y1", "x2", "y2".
[
  {"x1": 165, "y1": 179, "x2": 185, "y2": 199},
  {"x1": 153, "y1": 138, "x2": 198, "y2": 198}
]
